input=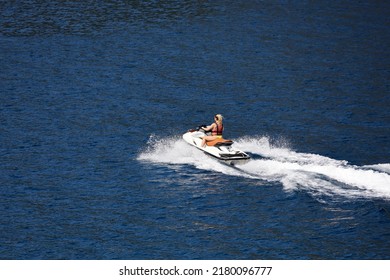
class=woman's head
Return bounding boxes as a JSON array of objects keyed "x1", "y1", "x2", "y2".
[{"x1": 214, "y1": 114, "x2": 223, "y2": 124}]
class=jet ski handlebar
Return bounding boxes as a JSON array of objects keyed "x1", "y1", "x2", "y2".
[
  {"x1": 197, "y1": 124, "x2": 207, "y2": 131},
  {"x1": 187, "y1": 125, "x2": 208, "y2": 133}
]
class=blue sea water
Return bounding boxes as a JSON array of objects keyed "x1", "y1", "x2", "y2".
[{"x1": 1, "y1": 0, "x2": 390, "y2": 260}]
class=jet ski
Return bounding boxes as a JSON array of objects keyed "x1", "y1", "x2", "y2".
[{"x1": 183, "y1": 126, "x2": 250, "y2": 165}]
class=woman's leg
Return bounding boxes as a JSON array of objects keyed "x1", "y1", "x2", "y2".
[{"x1": 201, "y1": 136, "x2": 217, "y2": 147}]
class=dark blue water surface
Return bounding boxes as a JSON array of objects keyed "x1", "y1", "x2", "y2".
[{"x1": 1, "y1": 1, "x2": 390, "y2": 259}]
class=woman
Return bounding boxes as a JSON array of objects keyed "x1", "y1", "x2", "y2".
[{"x1": 201, "y1": 114, "x2": 224, "y2": 147}]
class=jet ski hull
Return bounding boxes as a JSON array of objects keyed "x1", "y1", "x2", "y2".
[{"x1": 182, "y1": 130, "x2": 250, "y2": 165}]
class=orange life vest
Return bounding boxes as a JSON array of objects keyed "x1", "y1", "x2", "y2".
[{"x1": 212, "y1": 123, "x2": 223, "y2": 136}]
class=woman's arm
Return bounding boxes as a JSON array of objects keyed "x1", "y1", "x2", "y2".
[{"x1": 202, "y1": 123, "x2": 215, "y2": 132}]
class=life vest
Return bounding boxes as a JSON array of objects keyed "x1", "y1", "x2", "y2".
[{"x1": 212, "y1": 123, "x2": 223, "y2": 136}]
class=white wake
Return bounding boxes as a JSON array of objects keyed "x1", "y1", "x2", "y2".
[{"x1": 138, "y1": 135, "x2": 390, "y2": 201}]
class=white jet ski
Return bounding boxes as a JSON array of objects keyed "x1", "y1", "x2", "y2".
[{"x1": 183, "y1": 126, "x2": 250, "y2": 165}]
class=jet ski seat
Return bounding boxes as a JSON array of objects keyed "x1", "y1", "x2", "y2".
[{"x1": 206, "y1": 138, "x2": 234, "y2": 147}]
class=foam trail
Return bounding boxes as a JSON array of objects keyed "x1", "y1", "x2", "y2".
[
  {"x1": 138, "y1": 135, "x2": 390, "y2": 201},
  {"x1": 363, "y1": 164, "x2": 390, "y2": 174},
  {"x1": 234, "y1": 137, "x2": 390, "y2": 199}
]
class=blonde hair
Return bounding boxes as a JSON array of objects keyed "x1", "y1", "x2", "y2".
[{"x1": 214, "y1": 114, "x2": 223, "y2": 124}]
